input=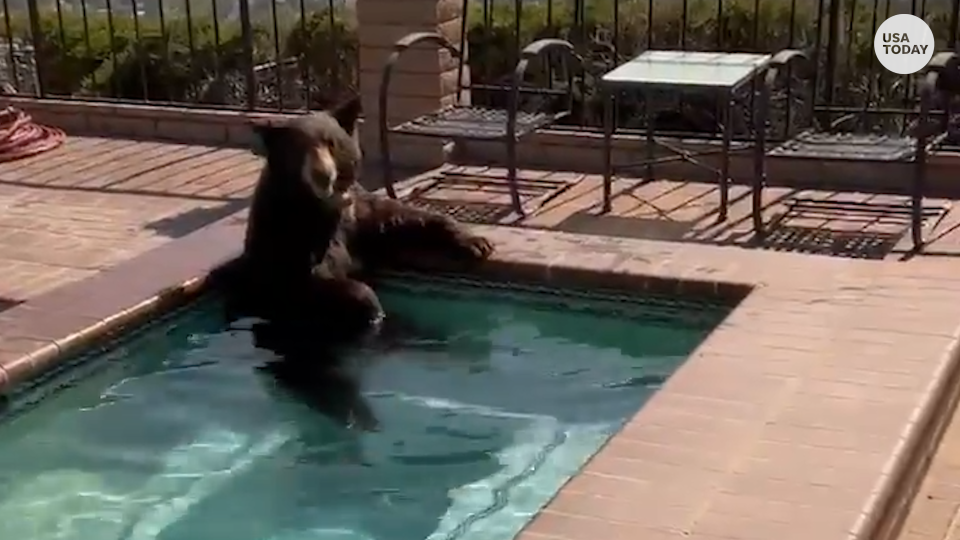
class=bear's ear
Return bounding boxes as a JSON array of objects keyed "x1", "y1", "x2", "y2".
[
  {"x1": 331, "y1": 96, "x2": 362, "y2": 135},
  {"x1": 249, "y1": 118, "x2": 292, "y2": 157}
]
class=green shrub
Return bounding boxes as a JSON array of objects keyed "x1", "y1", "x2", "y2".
[
  {"x1": 0, "y1": 7, "x2": 350, "y2": 105},
  {"x1": 0, "y1": 0, "x2": 953, "y2": 122},
  {"x1": 283, "y1": 9, "x2": 359, "y2": 108},
  {"x1": 86, "y1": 18, "x2": 274, "y2": 102}
]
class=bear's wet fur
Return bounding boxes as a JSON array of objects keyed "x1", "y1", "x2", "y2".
[
  {"x1": 251, "y1": 320, "x2": 379, "y2": 431},
  {"x1": 215, "y1": 113, "x2": 362, "y2": 344},
  {"x1": 219, "y1": 96, "x2": 494, "y2": 341},
  {"x1": 213, "y1": 98, "x2": 494, "y2": 428}
]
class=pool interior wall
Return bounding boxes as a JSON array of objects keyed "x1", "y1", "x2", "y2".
[{"x1": 0, "y1": 275, "x2": 732, "y2": 540}]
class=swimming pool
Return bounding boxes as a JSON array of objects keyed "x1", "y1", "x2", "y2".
[{"x1": 0, "y1": 275, "x2": 729, "y2": 540}]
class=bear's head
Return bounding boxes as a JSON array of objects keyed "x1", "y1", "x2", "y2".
[{"x1": 249, "y1": 97, "x2": 363, "y2": 213}]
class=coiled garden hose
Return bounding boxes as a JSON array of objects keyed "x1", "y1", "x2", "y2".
[{"x1": 0, "y1": 107, "x2": 66, "y2": 163}]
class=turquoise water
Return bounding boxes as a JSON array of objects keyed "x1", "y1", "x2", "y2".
[{"x1": 0, "y1": 276, "x2": 727, "y2": 540}]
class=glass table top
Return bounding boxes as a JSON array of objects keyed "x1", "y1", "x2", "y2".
[{"x1": 601, "y1": 50, "x2": 772, "y2": 88}]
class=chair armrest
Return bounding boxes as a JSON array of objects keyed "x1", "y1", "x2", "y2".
[{"x1": 391, "y1": 32, "x2": 461, "y2": 57}]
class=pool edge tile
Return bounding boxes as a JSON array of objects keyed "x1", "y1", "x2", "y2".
[
  {"x1": 0, "y1": 219, "x2": 241, "y2": 391},
  {"x1": 0, "y1": 337, "x2": 61, "y2": 392}
]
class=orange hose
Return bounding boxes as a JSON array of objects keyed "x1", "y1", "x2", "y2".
[{"x1": 0, "y1": 107, "x2": 66, "y2": 163}]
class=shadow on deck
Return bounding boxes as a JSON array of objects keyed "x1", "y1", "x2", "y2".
[
  {"x1": 393, "y1": 165, "x2": 960, "y2": 262},
  {"x1": 0, "y1": 136, "x2": 264, "y2": 301}
]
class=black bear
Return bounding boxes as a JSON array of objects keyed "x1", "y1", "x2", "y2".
[
  {"x1": 214, "y1": 97, "x2": 495, "y2": 429},
  {"x1": 219, "y1": 96, "x2": 495, "y2": 347}
]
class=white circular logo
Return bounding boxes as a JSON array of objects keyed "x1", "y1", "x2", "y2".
[{"x1": 874, "y1": 14, "x2": 935, "y2": 75}]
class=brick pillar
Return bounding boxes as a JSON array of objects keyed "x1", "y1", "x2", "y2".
[{"x1": 355, "y1": 0, "x2": 467, "y2": 169}]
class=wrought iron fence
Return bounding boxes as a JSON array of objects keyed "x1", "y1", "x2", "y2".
[
  {"x1": 0, "y1": 0, "x2": 957, "y2": 131},
  {"x1": 463, "y1": 0, "x2": 960, "y2": 138},
  {"x1": 0, "y1": 0, "x2": 358, "y2": 110}
]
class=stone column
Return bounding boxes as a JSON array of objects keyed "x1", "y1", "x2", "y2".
[{"x1": 355, "y1": 0, "x2": 467, "y2": 169}]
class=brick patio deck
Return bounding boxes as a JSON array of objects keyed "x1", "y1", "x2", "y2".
[
  {"x1": 0, "y1": 136, "x2": 260, "y2": 304},
  {"x1": 4, "y1": 135, "x2": 960, "y2": 540}
]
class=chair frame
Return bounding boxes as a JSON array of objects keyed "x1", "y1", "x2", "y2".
[
  {"x1": 377, "y1": 30, "x2": 586, "y2": 219},
  {"x1": 754, "y1": 50, "x2": 959, "y2": 253}
]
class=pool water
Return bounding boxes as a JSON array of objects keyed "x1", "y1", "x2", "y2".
[{"x1": 0, "y1": 276, "x2": 728, "y2": 540}]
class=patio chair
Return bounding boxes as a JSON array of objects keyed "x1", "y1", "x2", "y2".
[
  {"x1": 754, "y1": 50, "x2": 959, "y2": 253},
  {"x1": 377, "y1": 0, "x2": 586, "y2": 219}
]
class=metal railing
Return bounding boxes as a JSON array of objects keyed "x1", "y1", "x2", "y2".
[
  {"x1": 464, "y1": 0, "x2": 960, "y2": 138},
  {"x1": 0, "y1": 0, "x2": 358, "y2": 110},
  {"x1": 0, "y1": 0, "x2": 956, "y2": 133}
]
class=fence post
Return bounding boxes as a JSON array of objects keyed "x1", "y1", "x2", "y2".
[
  {"x1": 238, "y1": 0, "x2": 257, "y2": 110},
  {"x1": 355, "y1": 0, "x2": 467, "y2": 169},
  {"x1": 950, "y1": 1, "x2": 959, "y2": 51},
  {"x1": 820, "y1": 0, "x2": 843, "y2": 125},
  {"x1": 25, "y1": 0, "x2": 44, "y2": 97}
]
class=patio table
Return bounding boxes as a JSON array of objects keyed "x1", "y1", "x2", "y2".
[{"x1": 600, "y1": 50, "x2": 773, "y2": 219}]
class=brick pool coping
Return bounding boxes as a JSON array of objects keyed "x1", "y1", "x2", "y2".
[{"x1": 1, "y1": 216, "x2": 960, "y2": 540}]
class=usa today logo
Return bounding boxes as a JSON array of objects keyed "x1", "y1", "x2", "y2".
[{"x1": 874, "y1": 14, "x2": 935, "y2": 75}]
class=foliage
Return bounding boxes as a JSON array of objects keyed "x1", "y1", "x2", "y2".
[
  {"x1": 283, "y1": 9, "x2": 358, "y2": 109},
  {"x1": 465, "y1": 0, "x2": 956, "y2": 128},
  {"x1": 0, "y1": 0, "x2": 954, "y2": 119},
  {"x1": 0, "y1": 7, "x2": 351, "y2": 106}
]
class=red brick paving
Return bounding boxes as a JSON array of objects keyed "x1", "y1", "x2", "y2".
[{"x1": 0, "y1": 136, "x2": 260, "y2": 304}]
